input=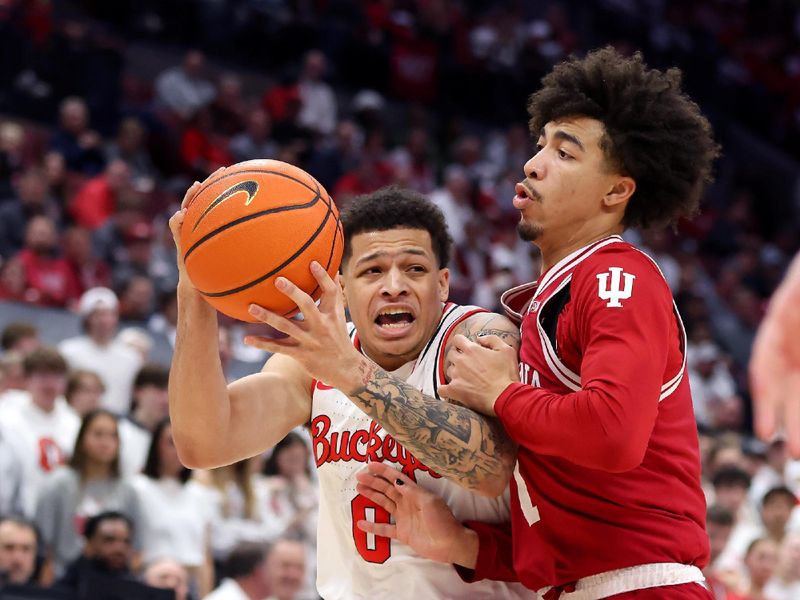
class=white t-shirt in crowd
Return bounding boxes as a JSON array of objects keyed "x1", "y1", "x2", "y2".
[
  {"x1": 117, "y1": 418, "x2": 151, "y2": 477},
  {"x1": 58, "y1": 335, "x2": 143, "y2": 415},
  {"x1": 0, "y1": 393, "x2": 80, "y2": 515},
  {"x1": 131, "y1": 474, "x2": 213, "y2": 567},
  {"x1": 201, "y1": 578, "x2": 249, "y2": 600}
]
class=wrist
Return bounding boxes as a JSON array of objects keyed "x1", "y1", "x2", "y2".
[
  {"x1": 339, "y1": 353, "x2": 376, "y2": 393},
  {"x1": 450, "y1": 527, "x2": 479, "y2": 569}
]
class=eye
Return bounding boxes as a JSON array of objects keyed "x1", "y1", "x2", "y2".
[
  {"x1": 360, "y1": 267, "x2": 381, "y2": 276},
  {"x1": 409, "y1": 265, "x2": 427, "y2": 273},
  {"x1": 535, "y1": 142, "x2": 544, "y2": 152},
  {"x1": 558, "y1": 149, "x2": 572, "y2": 160}
]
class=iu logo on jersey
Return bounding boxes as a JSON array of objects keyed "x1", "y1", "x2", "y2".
[{"x1": 596, "y1": 267, "x2": 635, "y2": 308}]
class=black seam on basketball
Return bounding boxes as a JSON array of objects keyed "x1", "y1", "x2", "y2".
[
  {"x1": 192, "y1": 169, "x2": 318, "y2": 202},
  {"x1": 200, "y1": 190, "x2": 334, "y2": 298},
  {"x1": 183, "y1": 187, "x2": 321, "y2": 262},
  {"x1": 289, "y1": 197, "x2": 342, "y2": 306}
]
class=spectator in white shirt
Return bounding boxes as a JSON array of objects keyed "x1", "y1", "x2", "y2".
[
  {"x1": 0, "y1": 347, "x2": 80, "y2": 516},
  {"x1": 59, "y1": 287, "x2": 143, "y2": 415},
  {"x1": 155, "y1": 50, "x2": 216, "y2": 121},
  {"x1": 64, "y1": 369, "x2": 105, "y2": 417},
  {"x1": 297, "y1": 50, "x2": 337, "y2": 136},
  {"x1": 203, "y1": 542, "x2": 271, "y2": 600},
  {"x1": 118, "y1": 364, "x2": 169, "y2": 477},
  {"x1": 132, "y1": 418, "x2": 214, "y2": 597}
]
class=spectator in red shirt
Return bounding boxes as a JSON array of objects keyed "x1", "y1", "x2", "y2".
[
  {"x1": 62, "y1": 225, "x2": 112, "y2": 294},
  {"x1": 179, "y1": 107, "x2": 232, "y2": 180},
  {"x1": 14, "y1": 215, "x2": 80, "y2": 308},
  {"x1": 69, "y1": 159, "x2": 132, "y2": 230}
]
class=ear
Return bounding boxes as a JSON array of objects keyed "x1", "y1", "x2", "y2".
[
  {"x1": 438, "y1": 268, "x2": 450, "y2": 303},
  {"x1": 603, "y1": 176, "x2": 636, "y2": 209}
]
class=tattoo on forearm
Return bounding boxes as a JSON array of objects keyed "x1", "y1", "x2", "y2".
[
  {"x1": 345, "y1": 313, "x2": 519, "y2": 491},
  {"x1": 347, "y1": 365, "x2": 515, "y2": 489},
  {"x1": 357, "y1": 360, "x2": 376, "y2": 388}
]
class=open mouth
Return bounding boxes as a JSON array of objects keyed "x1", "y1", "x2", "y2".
[
  {"x1": 514, "y1": 183, "x2": 536, "y2": 210},
  {"x1": 374, "y1": 308, "x2": 416, "y2": 330}
]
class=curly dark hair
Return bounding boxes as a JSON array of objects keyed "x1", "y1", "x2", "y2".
[
  {"x1": 527, "y1": 46, "x2": 720, "y2": 229},
  {"x1": 339, "y1": 186, "x2": 452, "y2": 268}
]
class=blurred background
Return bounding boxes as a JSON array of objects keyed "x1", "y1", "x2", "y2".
[{"x1": 0, "y1": 1, "x2": 799, "y2": 599}]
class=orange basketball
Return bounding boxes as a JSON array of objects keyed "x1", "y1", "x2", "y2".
[{"x1": 180, "y1": 159, "x2": 343, "y2": 322}]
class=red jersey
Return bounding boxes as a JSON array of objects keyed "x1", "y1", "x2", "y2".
[{"x1": 465, "y1": 235, "x2": 709, "y2": 592}]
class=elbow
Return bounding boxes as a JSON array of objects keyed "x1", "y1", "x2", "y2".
[
  {"x1": 172, "y1": 431, "x2": 222, "y2": 470},
  {"x1": 473, "y1": 462, "x2": 514, "y2": 498},
  {"x1": 595, "y1": 439, "x2": 647, "y2": 473}
]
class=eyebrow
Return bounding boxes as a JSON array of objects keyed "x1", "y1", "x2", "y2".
[
  {"x1": 355, "y1": 248, "x2": 429, "y2": 266},
  {"x1": 539, "y1": 127, "x2": 585, "y2": 152}
]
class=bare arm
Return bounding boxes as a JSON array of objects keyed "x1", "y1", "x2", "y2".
[
  {"x1": 751, "y1": 252, "x2": 800, "y2": 455},
  {"x1": 167, "y1": 193, "x2": 311, "y2": 468},
  {"x1": 342, "y1": 313, "x2": 518, "y2": 496},
  {"x1": 244, "y1": 268, "x2": 518, "y2": 496}
]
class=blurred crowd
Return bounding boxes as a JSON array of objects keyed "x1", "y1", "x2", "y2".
[{"x1": 0, "y1": 1, "x2": 799, "y2": 599}]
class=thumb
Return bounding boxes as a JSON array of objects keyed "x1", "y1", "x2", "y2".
[{"x1": 477, "y1": 334, "x2": 508, "y2": 350}]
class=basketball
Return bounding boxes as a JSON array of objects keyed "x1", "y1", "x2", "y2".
[{"x1": 180, "y1": 159, "x2": 344, "y2": 322}]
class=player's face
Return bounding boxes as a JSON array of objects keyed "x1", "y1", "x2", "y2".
[
  {"x1": 341, "y1": 228, "x2": 449, "y2": 371},
  {"x1": 514, "y1": 117, "x2": 625, "y2": 248}
]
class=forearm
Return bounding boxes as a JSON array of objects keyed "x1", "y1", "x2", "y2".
[
  {"x1": 495, "y1": 382, "x2": 657, "y2": 472},
  {"x1": 339, "y1": 356, "x2": 515, "y2": 496},
  {"x1": 168, "y1": 282, "x2": 231, "y2": 466}
]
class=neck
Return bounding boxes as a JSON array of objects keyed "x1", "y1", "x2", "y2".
[
  {"x1": 133, "y1": 407, "x2": 161, "y2": 431},
  {"x1": 90, "y1": 333, "x2": 113, "y2": 347},
  {"x1": 537, "y1": 226, "x2": 623, "y2": 273},
  {"x1": 32, "y1": 395, "x2": 56, "y2": 413},
  {"x1": 236, "y1": 576, "x2": 265, "y2": 600},
  {"x1": 83, "y1": 460, "x2": 112, "y2": 480}
]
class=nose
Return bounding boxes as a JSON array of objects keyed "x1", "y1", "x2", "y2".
[
  {"x1": 381, "y1": 267, "x2": 408, "y2": 297},
  {"x1": 524, "y1": 153, "x2": 544, "y2": 181}
]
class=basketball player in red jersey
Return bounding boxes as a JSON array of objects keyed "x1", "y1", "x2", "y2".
[
  {"x1": 253, "y1": 47, "x2": 720, "y2": 599},
  {"x1": 751, "y1": 251, "x2": 800, "y2": 456}
]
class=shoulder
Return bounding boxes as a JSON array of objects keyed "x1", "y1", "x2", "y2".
[
  {"x1": 576, "y1": 241, "x2": 667, "y2": 280},
  {"x1": 572, "y1": 241, "x2": 671, "y2": 298},
  {"x1": 42, "y1": 467, "x2": 77, "y2": 490},
  {"x1": 448, "y1": 310, "x2": 520, "y2": 351}
]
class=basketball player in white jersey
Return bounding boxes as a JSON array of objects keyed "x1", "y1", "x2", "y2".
[{"x1": 168, "y1": 185, "x2": 528, "y2": 599}]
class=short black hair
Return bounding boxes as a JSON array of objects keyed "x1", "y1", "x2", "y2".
[
  {"x1": 339, "y1": 186, "x2": 452, "y2": 268},
  {"x1": 711, "y1": 465, "x2": 751, "y2": 490},
  {"x1": 527, "y1": 46, "x2": 720, "y2": 229},
  {"x1": 706, "y1": 504, "x2": 734, "y2": 528},
  {"x1": 224, "y1": 542, "x2": 270, "y2": 580},
  {"x1": 83, "y1": 511, "x2": 133, "y2": 540},
  {"x1": 762, "y1": 486, "x2": 797, "y2": 508},
  {"x1": 134, "y1": 364, "x2": 169, "y2": 390}
]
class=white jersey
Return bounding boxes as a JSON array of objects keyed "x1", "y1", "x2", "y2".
[{"x1": 311, "y1": 303, "x2": 531, "y2": 600}]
